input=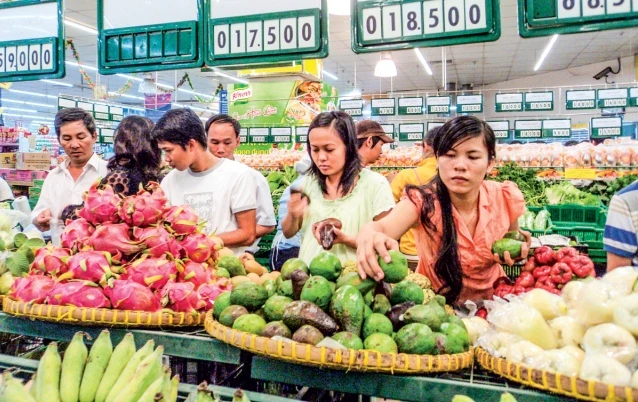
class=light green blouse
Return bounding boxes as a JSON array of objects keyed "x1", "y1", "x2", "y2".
[{"x1": 298, "y1": 168, "x2": 395, "y2": 265}]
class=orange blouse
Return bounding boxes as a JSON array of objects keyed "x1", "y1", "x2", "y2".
[{"x1": 409, "y1": 181, "x2": 525, "y2": 303}]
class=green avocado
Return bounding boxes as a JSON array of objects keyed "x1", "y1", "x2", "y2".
[
  {"x1": 395, "y1": 323, "x2": 435, "y2": 354},
  {"x1": 372, "y1": 294, "x2": 392, "y2": 315},
  {"x1": 491, "y1": 238, "x2": 523, "y2": 259},
  {"x1": 230, "y1": 282, "x2": 269, "y2": 311},
  {"x1": 309, "y1": 252, "x2": 343, "y2": 281},
  {"x1": 362, "y1": 313, "x2": 394, "y2": 339},
  {"x1": 263, "y1": 295, "x2": 294, "y2": 322},
  {"x1": 212, "y1": 291, "x2": 232, "y2": 320},
  {"x1": 300, "y1": 276, "x2": 333, "y2": 310},
  {"x1": 336, "y1": 272, "x2": 377, "y2": 295},
  {"x1": 232, "y1": 314, "x2": 266, "y2": 335},
  {"x1": 363, "y1": 333, "x2": 398, "y2": 353},
  {"x1": 390, "y1": 280, "x2": 425, "y2": 305},
  {"x1": 403, "y1": 303, "x2": 447, "y2": 331},
  {"x1": 215, "y1": 268, "x2": 230, "y2": 279},
  {"x1": 218, "y1": 256, "x2": 246, "y2": 277},
  {"x1": 330, "y1": 285, "x2": 365, "y2": 336},
  {"x1": 281, "y1": 258, "x2": 309, "y2": 280},
  {"x1": 331, "y1": 332, "x2": 364, "y2": 350},
  {"x1": 218, "y1": 305, "x2": 249, "y2": 328},
  {"x1": 441, "y1": 322, "x2": 470, "y2": 352},
  {"x1": 276, "y1": 280, "x2": 294, "y2": 298},
  {"x1": 377, "y1": 250, "x2": 409, "y2": 284}
]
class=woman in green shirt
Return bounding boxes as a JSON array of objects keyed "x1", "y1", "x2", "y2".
[{"x1": 282, "y1": 111, "x2": 395, "y2": 265}]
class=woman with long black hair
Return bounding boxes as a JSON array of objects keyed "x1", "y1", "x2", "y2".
[
  {"x1": 282, "y1": 111, "x2": 395, "y2": 265},
  {"x1": 356, "y1": 115, "x2": 530, "y2": 305}
]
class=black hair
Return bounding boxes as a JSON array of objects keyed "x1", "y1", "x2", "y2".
[
  {"x1": 406, "y1": 115, "x2": 496, "y2": 304},
  {"x1": 54, "y1": 108, "x2": 96, "y2": 139},
  {"x1": 108, "y1": 115, "x2": 161, "y2": 178},
  {"x1": 205, "y1": 114, "x2": 241, "y2": 136},
  {"x1": 509, "y1": 140, "x2": 523, "y2": 144},
  {"x1": 152, "y1": 108, "x2": 207, "y2": 149},
  {"x1": 564, "y1": 140, "x2": 579, "y2": 147},
  {"x1": 356, "y1": 135, "x2": 382, "y2": 149},
  {"x1": 424, "y1": 126, "x2": 441, "y2": 147},
  {"x1": 307, "y1": 111, "x2": 362, "y2": 196}
]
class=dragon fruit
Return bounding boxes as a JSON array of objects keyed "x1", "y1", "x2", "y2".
[
  {"x1": 47, "y1": 281, "x2": 111, "y2": 308},
  {"x1": 118, "y1": 183, "x2": 168, "y2": 227},
  {"x1": 79, "y1": 182, "x2": 122, "y2": 225},
  {"x1": 58, "y1": 251, "x2": 115, "y2": 285},
  {"x1": 10, "y1": 275, "x2": 56, "y2": 303},
  {"x1": 60, "y1": 218, "x2": 94, "y2": 250},
  {"x1": 121, "y1": 255, "x2": 177, "y2": 291},
  {"x1": 179, "y1": 233, "x2": 215, "y2": 263},
  {"x1": 198, "y1": 278, "x2": 233, "y2": 310},
  {"x1": 133, "y1": 226, "x2": 182, "y2": 259},
  {"x1": 178, "y1": 260, "x2": 213, "y2": 288},
  {"x1": 160, "y1": 281, "x2": 206, "y2": 313},
  {"x1": 104, "y1": 278, "x2": 162, "y2": 312},
  {"x1": 164, "y1": 205, "x2": 200, "y2": 236},
  {"x1": 85, "y1": 223, "x2": 144, "y2": 261},
  {"x1": 30, "y1": 245, "x2": 71, "y2": 276}
]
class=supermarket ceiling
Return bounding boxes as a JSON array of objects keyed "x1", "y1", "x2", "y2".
[{"x1": 3, "y1": 0, "x2": 638, "y2": 120}]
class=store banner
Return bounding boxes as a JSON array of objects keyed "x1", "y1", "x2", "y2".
[
  {"x1": 145, "y1": 93, "x2": 172, "y2": 123},
  {"x1": 495, "y1": 93, "x2": 523, "y2": 112},
  {"x1": 456, "y1": 94, "x2": 483, "y2": 113},
  {"x1": 542, "y1": 119, "x2": 571, "y2": 138},
  {"x1": 371, "y1": 98, "x2": 395, "y2": 116},
  {"x1": 524, "y1": 91, "x2": 554, "y2": 111},
  {"x1": 566, "y1": 90, "x2": 597, "y2": 110},
  {"x1": 514, "y1": 120, "x2": 542, "y2": 139},
  {"x1": 426, "y1": 96, "x2": 451, "y2": 114}
]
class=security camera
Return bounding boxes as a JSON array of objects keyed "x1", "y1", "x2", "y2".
[{"x1": 593, "y1": 67, "x2": 613, "y2": 80}]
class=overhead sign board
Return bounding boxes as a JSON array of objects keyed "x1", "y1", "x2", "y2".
[
  {"x1": 0, "y1": 0, "x2": 65, "y2": 82},
  {"x1": 591, "y1": 117, "x2": 622, "y2": 138},
  {"x1": 398, "y1": 123, "x2": 424, "y2": 142},
  {"x1": 514, "y1": 120, "x2": 542, "y2": 139},
  {"x1": 542, "y1": 119, "x2": 571, "y2": 138},
  {"x1": 339, "y1": 99, "x2": 364, "y2": 116},
  {"x1": 426, "y1": 96, "x2": 451, "y2": 114},
  {"x1": 205, "y1": 0, "x2": 329, "y2": 67},
  {"x1": 495, "y1": 93, "x2": 523, "y2": 112},
  {"x1": 486, "y1": 120, "x2": 510, "y2": 139},
  {"x1": 295, "y1": 126, "x2": 309, "y2": 143},
  {"x1": 371, "y1": 98, "x2": 396, "y2": 116},
  {"x1": 456, "y1": 94, "x2": 483, "y2": 113},
  {"x1": 524, "y1": 91, "x2": 554, "y2": 111},
  {"x1": 248, "y1": 127, "x2": 270, "y2": 143},
  {"x1": 352, "y1": 0, "x2": 501, "y2": 53},
  {"x1": 597, "y1": 88, "x2": 629, "y2": 108},
  {"x1": 398, "y1": 97, "x2": 423, "y2": 115},
  {"x1": 565, "y1": 89, "x2": 596, "y2": 110},
  {"x1": 518, "y1": 0, "x2": 638, "y2": 38}
]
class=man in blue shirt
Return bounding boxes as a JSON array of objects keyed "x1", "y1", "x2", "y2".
[{"x1": 604, "y1": 180, "x2": 638, "y2": 271}]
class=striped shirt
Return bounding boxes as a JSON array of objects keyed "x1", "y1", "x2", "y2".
[{"x1": 604, "y1": 180, "x2": 638, "y2": 266}]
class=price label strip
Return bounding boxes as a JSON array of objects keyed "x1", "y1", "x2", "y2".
[
  {"x1": 248, "y1": 127, "x2": 271, "y2": 143},
  {"x1": 371, "y1": 98, "x2": 396, "y2": 116},
  {"x1": 597, "y1": 88, "x2": 629, "y2": 108},
  {"x1": 339, "y1": 99, "x2": 364, "y2": 116},
  {"x1": 426, "y1": 96, "x2": 451, "y2": 114},
  {"x1": 353, "y1": 0, "x2": 500, "y2": 53},
  {"x1": 524, "y1": 91, "x2": 554, "y2": 111},
  {"x1": 591, "y1": 117, "x2": 622, "y2": 138},
  {"x1": 542, "y1": 119, "x2": 572, "y2": 138},
  {"x1": 514, "y1": 120, "x2": 542, "y2": 139},
  {"x1": 486, "y1": 120, "x2": 510, "y2": 139},
  {"x1": 0, "y1": 0, "x2": 65, "y2": 82},
  {"x1": 398, "y1": 123, "x2": 425, "y2": 141},
  {"x1": 566, "y1": 89, "x2": 597, "y2": 110},
  {"x1": 456, "y1": 94, "x2": 483, "y2": 113}
]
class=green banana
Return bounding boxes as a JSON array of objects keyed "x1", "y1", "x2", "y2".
[
  {"x1": 79, "y1": 330, "x2": 113, "y2": 402},
  {"x1": 232, "y1": 389, "x2": 251, "y2": 402},
  {"x1": 195, "y1": 382, "x2": 215, "y2": 402},
  {"x1": 36, "y1": 342, "x2": 61, "y2": 402},
  {"x1": 168, "y1": 375, "x2": 179, "y2": 402},
  {"x1": 160, "y1": 366, "x2": 171, "y2": 402},
  {"x1": 60, "y1": 332, "x2": 88, "y2": 402},
  {"x1": 136, "y1": 375, "x2": 164, "y2": 402},
  {"x1": 110, "y1": 345, "x2": 163, "y2": 402},
  {"x1": 95, "y1": 333, "x2": 138, "y2": 402},
  {"x1": 0, "y1": 371, "x2": 37, "y2": 402}
]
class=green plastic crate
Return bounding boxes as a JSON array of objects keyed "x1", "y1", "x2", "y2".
[
  {"x1": 544, "y1": 204, "x2": 606, "y2": 228},
  {"x1": 552, "y1": 225, "x2": 604, "y2": 249},
  {"x1": 588, "y1": 248, "x2": 607, "y2": 264}
]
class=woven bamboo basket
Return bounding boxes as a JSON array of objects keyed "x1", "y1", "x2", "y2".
[
  {"x1": 476, "y1": 347, "x2": 638, "y2": 401},
  {"x1": 205, "y1": 311, "x2": 473, "y2": 374},
  {"x1": 3, "y1": 297, "x2": 205, "y2": 328}
]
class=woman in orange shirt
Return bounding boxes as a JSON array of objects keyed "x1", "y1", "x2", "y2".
[{"x1": 356, "y1": 116, "x2": 530, "y2": 305}]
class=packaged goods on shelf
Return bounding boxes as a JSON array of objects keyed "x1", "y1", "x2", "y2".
[
  {"x1": 370, "y1": 146, "x2": 424, "y2": 167},
  {"x1": 15, "y1": 152, "x2": 51, "y2": 171},
  {"x1": 0, "y1": 152, "x2": 16, "y2": 168},
  {"x1": 236, "y1": 149, "x2": 304, "y2": 169}
]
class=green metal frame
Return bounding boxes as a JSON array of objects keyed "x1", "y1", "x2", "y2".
[
  {"x1": 97, "y1": 0, "x2": 205, "y2": 74},
  {"x1": 565, "y1": 89, "x2": 597, "y2": 110},
  {"x1": 351, "y1": 0, "x2": 501, "y2": 53},
  {"x1": 204, "y1": 0, "x2": 329, "y2": 68},
  {"x1": 371, "y1": 98, "x2": 396, "y2": 116},
  {"x1": 0, "y1": 0, "x2": 65, "y2": 82},
  {"x1": 542, "y1": 118, "x2": 572, "y2": 138},
  {"x1": 518, "y1": 0, "x2": 638, "y2": 37},
  {"x1": 524, "y1": 91, "x2": 554, "y2": 111},
  {"x1": 514, "y1": 119, "x2": 543, "y2": 139}
]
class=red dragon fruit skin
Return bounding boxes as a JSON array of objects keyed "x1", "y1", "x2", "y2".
[
  {"x1": 10, "y1": 275, "x2": 56, "y2": 304},
  {"x1": 120, "y1": 255, "x2": 177, "y2": 291},
  {"x1": 104, "y1": 279, "x2": 162, "y2": 312},
  {"x1": 163, "y1": 205, "x2": 199, "y2": 236},
  {"x1": 85, "y1": 223, "x2": 144, "y2": 260},
  {"x1": 133, "y1": 226, "x2": 182, "y2": 259},
  {"x1": 179, "y1": 233, "x2": 215, "y2": 263},
  {"x1": 178, "y1": 260, "x2": 213, "y2": 289},
  {"x1": 78, "y1": 182, "x2": 122, "y2": 225},
  {"x1": 160, "y1": 281, "x2": 207, "y2": 313},
  {"x1": 198, "y1": 278, "x2": 233, "y2": 310},
  {"x1": 58, "y1": 251, "x2": 114, "y2": 284},
  {"x1": 47, "y1": 281, "x2": 111, "y2": 308},
  {"x1": 118, "y1": 183, "x2": 168, "y2": 227},
  {"x1": 30, "y1": 245, "x2": 71, "y2": 277},
  {"x1": 60, "y1": 218, "x2": 95, "y2": 250}
]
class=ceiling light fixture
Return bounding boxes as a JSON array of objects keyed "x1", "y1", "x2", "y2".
[
  {"x1": 41, "y1": 79, "x2": 73, "y2": 87},
  {"x1": 2, "y1": 99, "x2": 55, "y2": 108},
  {"x1": 3, "y1": 107, "x2": 37, "y2": 113},
  {"x1": 322, "y1": 69, "x2": 338, "y2": 80},
  {"x1": 64, "y1": 19, "x2": 98, "y2": 35},
  {"x1": 414, "y1": 48, "x2": 433, "y2": 75},
  {"x1": 534, "y1": 34, "x2": 559, "y2": 72},
  {"x1": 374, "y1": 52, "x2": 397, "y2": 78},
  {"x1": 2, "y1": 113, "x2": 43, "y2": 119},
  {"x1": 65, "y1": 61, "x2": 98, "y2": 72},
  {"x1": 7, "y1": 89, "x2": 57, "y2": 99},
  {"x1": 177, "y1": 88, "x2": 215, "y2": 99},
  {"x1": 214, "y1": 70, "x2": 249, "y2": 84},
  {"x1": 327, "y1": 0, "x2": 350, "y2": 15}
]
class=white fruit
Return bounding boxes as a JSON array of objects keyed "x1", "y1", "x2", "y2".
[
  {"x1": 560, "y1": 345, "x2": 585, "y2": 364},
  {"x1": 602, "y1": 267, "x2": 638, "y2": 296},
  {"x1": 476, "y1": 331, "x2": 521, "y2": 357},
  {"x1": 574, "y1": 280, "x2": 619, "y2": 326},
  {"x1": 613, "y1": 293, "x2": 638, "y2": 336},
  {"x1": 579, "y1": 353, "x2": 632, "y2": 386},
  {"x1": 548, "y1": 316, "x2": 585, "y2": 348},
  {"x1": 523, "y1": 289, "x2": 567, "y2": 320},
  {"x1": 462, "y1": 317, "x2": 490, "y2": 344},
  {"x1": 487, "y1": 300, "x2": 557, "y2": 350},
  {"x1": 544, "y1": 349, "x2": 582, "y2": 376},
  {"x1": 506, "y1": 341, "x2": 551, "y2": 370},
  {"x1": 581, "y1": 323, "x2": 637, "y2": 364},
  {"x1": 631, "y1": 370, "x2": 638, "y2": 388},
  {"x1": 562, "y1": 281, "x2": 585, "y2": 308}
]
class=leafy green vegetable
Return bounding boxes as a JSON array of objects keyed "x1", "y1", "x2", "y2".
[
  {"x1": 545, "y1": 182, "x2": 601, "y2": 206},
  {"x1": 583, "y1": 175, "x2": 638, "y2": 206},
  {"x1": 490, "y1": 164, "x2": 549, "y2": 207}
]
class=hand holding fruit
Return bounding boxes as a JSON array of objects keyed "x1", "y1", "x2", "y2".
[
  {"x1": 492, "y1": 230, "x2": 531, "y2": 266},
  {"x1": 355, "y1": 228, "x2": 399, "y2": 282},
  {"x1": 287, "y1": 192, "x2": 309, "y2": 220}
]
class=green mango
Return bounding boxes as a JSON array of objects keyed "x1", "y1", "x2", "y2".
[{"x1": 330, "y1": 285, "x2": 365, "y2": 336}]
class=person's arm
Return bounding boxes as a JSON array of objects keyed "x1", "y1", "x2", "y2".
[
  {"x1": 31, "y1": 176, "x2": 54, "y2": 231},
  {"x1": 608, "y1": 253, "x2": 633, "y2": 271},
  {"x1": 282, "y1": 192, "x2": 308, "y2": 238},
  {"x1": 218, "y1": 209, "x2": 257, "y2": 247},
  {"x1": 256, "y1": 224, "x2": 275, "y2": 237},
  {"x1": 604, "y1": 193, "x2": 638, "y2": 271},
  {"x1": 254, "y1": 175, "x2": 276, "y2": 238}
]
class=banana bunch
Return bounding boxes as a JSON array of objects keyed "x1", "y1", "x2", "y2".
[{"x1": 0, "y1": 330, "x2": 179, "y2": 402}]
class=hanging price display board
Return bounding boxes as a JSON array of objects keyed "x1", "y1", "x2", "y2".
[
  {"x1": 0, "y1": 0, "x2": 65, "y2": 82},
  {"x1": 486, "y1": 120, "x2": 510, "y2": 139},
  {"x1": 597, "y1": 88, "x2": 629, "y2": 108},
  {"x1": 380, "y1": 123, "x2": 395, "y2": 140},
  {"x1": 514, "y1": 120, "x2": 542, "y2": 139},
  {"x1": 524, "y1": 91, "x2": 554, "y2": 111},
  {"x1": 295, "y1": 126, "x2": 309, "y2": 143},
  {"x1": 591, "y1": 117, "x2": 622, "y2": 138},
  {"x1": 371, "y1": 98, "x2": 396, "y2": 116},
  {"x1": 456, "y1": 94, "x2": 483, "y2": 113},
  {"x1": 542, "y1": 119, "x2": 572, "y2": 138},
  {"x1": 426, "y1": 96, "x2": 451, "y2": 114},
  {"x1": 495, "y1": 93, "x2": 523, "y2": 112},
  {"x1": 565, "y1": 89, "x2": 596, "y2": 110},
  {"x1": 518, "y1": 0, "x2": 638, "y2": 37},
  {"x1": 352, "y1": 0, "x2": 501, "y2": 53},
  {"x1": 239, "y1": 128, "x2": 248, "y2": 143},
  {"x1": 339, "y1": 100, "x2": 364, "y2": 116},
  {"x1": 271, "y1": 127, "x2": 292, "y2": 143},
  {"x1": 248, "y1": 127, "x2": 270, "y2": 143},
  {"x1": 398, "y1": 97, "x2": 423, "y2": 115},
  {"x1": 427, "y1": 121, "x2": 445, "y2": 132},
  {"x1": 205, "y1": 0, "x2": 328, "y2": 67},
  {"x1": 398, "y1": 123, "x2": 424, "y2": 141},
  {"x1": 630, "y1": 88, "x2": 638, "y2": 107},
  {"x1": 98, "y1": 0, "x2": 204, "y2": 74}
]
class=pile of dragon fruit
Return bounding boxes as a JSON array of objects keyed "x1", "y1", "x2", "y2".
[{"x1": 9, "y1": 182, "x2": 232, "y2": 314}]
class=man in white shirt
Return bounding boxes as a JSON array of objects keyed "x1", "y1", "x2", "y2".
[
  {"x1": 32, "y1": 108, "x2": 108, "y2": 232},
  {"x1": 205, "y1": 114, "x2": 276, "y2": 254},
  {"x1": 155, "y1": 108, "x2": 257, "y2": 254}
]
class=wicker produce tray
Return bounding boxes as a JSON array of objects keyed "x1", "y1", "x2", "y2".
[
  {"x1": 2, "y1": 297, "x2": 205, "y2": 328},
  {"x1": 204, "y1": 312, "x2": 473, "y2": 374},
  {"x1": 476, "y1": 347, "x2": 638, "y2": 401}
]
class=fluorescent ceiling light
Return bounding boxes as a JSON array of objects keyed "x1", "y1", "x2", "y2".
[
  {"x1": 65, "y1": 61, "x2": 98, "y2": 72},
  {"x1": 347, "y1": 89, "x2": 362, "y2": 98},
  {"x1": 322, "y1": 69, "x2": 338, "y2": 80},
  {"x1": 2, "y1": 99, "x2": 55, "y2": 108},
  {"x1": 177, "y1": 88, "x2": 215, "y2": 99},
  {"x1": 214, "y1": 70, "x2": 249, "y2": 84},
  {"x1": 327, "y1": 0, "x2": 350, "y2": 15},
  {"x1": 2, "y1": 113, "x2": 43, "y2": 119},
  {"x1": 64, "y1": 19, "x2": 98, "y2": 35},
  {"x1": 117, "y1": 73, "x2": 143, "y2": 82},
  {"x1": 374, "y1": 52, "x2": 397, "y2": 78},
  {"x1": 41, "y1": 79, "x2": 73, "y2": 87},
  {"x1": 8, "y1": 89, "x2": 57, "y2": 99},
  {"x1": 534, "y1": 34, "x2": 559, "y2": 72},
  {"x1": 414, "y1": 48, "x2": 433, "y2": 76},
  {"x1": 4, "y1": 107, "x2": 37, "y2": 113}
]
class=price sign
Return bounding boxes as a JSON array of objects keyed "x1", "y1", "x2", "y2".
[
  {"x1": 271, "y1": 127, "x2": 292, "y2": 143},
  {"x1": 398, "y1": 123, "x2": 425, "y2": 141},
  {"x1": 514, "y1": 120, "x2": 542, "y2": 139},
  {"x1": 58, "y1": 98, "x2": 77, "y2": 110},
  {"x1": 248, "y1": 127, "x2": 270, "y2": 143},
  {"x1": 542, "y1": 119, "x2": 572, "y2": 138},
  {"x1": 456, "y1": 94, "x2": 483, "y2": 113},
  {"x1": 380, "y1": 124, "x2": 395, "y2": 140},
  {"x1": 591, "y1": 117, "x2": 622, "y2": 138},
  {"x1": 427, "y1": 121, "x2": 445, "y2": 132},
  {"x1": 398, "y1": 97, "x2": 424, "y2": 115},
  {"x1": 630, "y1": 88, "x2": 638, "y2": 107},
  {"x1": 486, "y1": 120, "x2": 510, "y2": 139},
  {"x1": 98, "y1": 0, "x2": 204, "y2": 74},
  {"x1": 94, "y1": 104, "x2": 110, "y2": 121},
  {"x1": 295, "y1": 126, "x2": 309, "y2": 143},
  {"x1": 371, "y1": 98, "x2": 396, "y2": 116},
  {"x1": 206, "y1": 0, "x2": 328, "y2": 67},
  {"x1": 519, "y1": 0, "x2": 638, "y2": 37},
  {"x1": 597, "y1": 88, "x2": 629, "y2": 108},
  {"x1": 566, "y1": 89, "x2": 596, "y2": 110},
  {"x1": 110, "y1": 106, "x2": 124, "y2": 122},
  {"x1": 426, "y1": 96, "x2": 451, "y2": 114},
  {"x1": 524, "y1": 92, "x2": 554, "y2": 111},
  {"x1": 352, "y1": 0, "x2": 501, "y2": 53},
  {"x1": 239, "y1": 128, "x2": 248, "y2": 143},
  {"x1": 495, "y1": 93, "x2": 523, "y2": 112},
  {"x1": 0, "y1": 0, "x2": 65, "y2": 82},
  {"x1": 339, "y1": 100, "x2": 364, "y2": 116}
]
